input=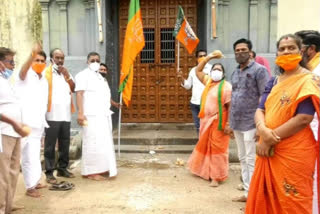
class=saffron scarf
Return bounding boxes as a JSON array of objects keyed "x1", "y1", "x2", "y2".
[
  {"x1": 308, "y1": 52, "x2": 320, "y2": 71},
  {"x1": 45, "y1": 65, "x2": 75, "y2": 113},
  {"x1": 198, "y1": 75, "x2": 225, "y2": 130}
]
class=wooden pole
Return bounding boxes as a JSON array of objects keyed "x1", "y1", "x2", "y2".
[
  {"x1": 96, "y1": 0, "x2": 104, "y2": 43},
  {"x1": 211, "y1": 0, "x2": 217, "y2": 38}
]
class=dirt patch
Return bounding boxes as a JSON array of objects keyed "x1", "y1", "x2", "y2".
[{"x1": 13, "y1": 154, "x2": 244, "y2": 214}]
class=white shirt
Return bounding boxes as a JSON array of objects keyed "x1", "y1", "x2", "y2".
[
  {"x1": 46, "y1": 68, "x2": 73, "y2": 122},
  {"x1": 182, "y1": 64, "x2": 211, "y2": 105},
  {"x1": 15, "y1": 69, "x2": 48, "y2": 129},
  {"x1": 75, "y1": 68, "x2": 113, "y2": 116},
  {"x1": 0, "y1": 74, "x2": 22, "y2": 138}
]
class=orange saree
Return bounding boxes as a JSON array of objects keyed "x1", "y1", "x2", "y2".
[
  {"x1": 188, "y1": 80, "x2": 232, "y2": 181},
  {"x1": 246, "y1": 73, "x2": 320, "y2": 214}
]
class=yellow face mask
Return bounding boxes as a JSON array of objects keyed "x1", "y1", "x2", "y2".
[{"x1": 275, "y1": 54, "x2": 302, "y2": 71}]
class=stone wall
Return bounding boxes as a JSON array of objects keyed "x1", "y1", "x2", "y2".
[{"x1": 0, "y1": 0, "x2": 42, "y2": 71}]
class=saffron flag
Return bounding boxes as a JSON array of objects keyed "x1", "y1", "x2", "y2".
[
  {"x1": 119, "y1": 0, "x2": 145, "y2": 106},
  {"x1": 173, "y1": 6, "x2": 199, "y2": 54}
]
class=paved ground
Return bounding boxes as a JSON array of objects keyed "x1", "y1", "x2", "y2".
[{"x1": 13, "y1": 154, "x2": 245, "y2": 214}]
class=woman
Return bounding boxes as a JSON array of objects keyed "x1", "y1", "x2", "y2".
[
  {"x1": 246, "y1": 34, "x2": 320, "y2": 213},
  {"x1": 188, "y1": 51, "x2": 233, "y2": 187}
]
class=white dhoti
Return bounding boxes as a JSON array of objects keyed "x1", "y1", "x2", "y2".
[
  {"x1": 311, "y1": 114, "x2": 319, "y2": 214},
  {"x1": 81, "y1": 115, "x2": 117, "y2": 177},
  {"x1": 21, "y1": 128, "x2": 43, "y2": 189}
]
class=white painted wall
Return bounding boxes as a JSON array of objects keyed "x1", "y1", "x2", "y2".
[{"x1": 278, "y1": 0, "x2": 320, "y2": 38}]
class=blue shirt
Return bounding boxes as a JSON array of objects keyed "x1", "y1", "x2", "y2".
[{"x1": 229, "y1": 61, "x2": 269, "y2": 131}]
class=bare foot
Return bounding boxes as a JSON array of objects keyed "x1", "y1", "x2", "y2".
[
  {"x1": 209, "y1": 180, "x2": 219, "y2": 187},
  {"x1": 35, "y1": 183, "x2": 47, "y2": 189},
  {"x1": 11, "y1": 204, "x2": 25, "y2": 212},
  {"x1": 237, "y1": 183, "x2": 245, "y2": 191},
  {"x1": 232, "y1": 195, "x2": 247, "y2": 202},
  {"x1": 86, "y1": 175, "x2": 107, "y2": 181},
  {"x1": 101, "y1": 171, "x2": 110, "y2": 177},
  {"x1": 26, "y1": 189, "x2": 42, "y2": 198}
]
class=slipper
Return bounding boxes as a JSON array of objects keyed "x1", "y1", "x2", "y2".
[
  {"x1": 59, "y1": 181, "x2": 75, "y2": 189},
  {"x1": 49, "y1": 182, "x2": 73, "y2": 191}
]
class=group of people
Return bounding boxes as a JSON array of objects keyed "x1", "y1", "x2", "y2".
[
  {"x1": 0, "y1": 44, "x2": 119, "y2": 213},
  {"x1": 1, "y1": 30, "x2": 320, "y2": 213},
  {"x1": 183, "y1": 31, "x2": 320, "y2": 213}
]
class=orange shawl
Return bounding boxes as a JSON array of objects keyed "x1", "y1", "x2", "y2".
[
  {"x1": 308, "y1": 52, "x2": 320, "y2": 71},
  {"x1": 45, "y1": 65, "x2": 75, "y2": 113},
  {"x1": 246, "y1": 72, "x2": 320, "y2": 214},
  {"x1": 188, "y1": 80, "x2": 232, "y2": 181}
]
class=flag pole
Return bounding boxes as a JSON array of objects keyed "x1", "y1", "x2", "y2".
[
  {"x1": 177, "y1": 41, "x2": 180, "y2": 73},
  {"x1": 117, "y1": 92, "x2": 123, "y2": 158}
]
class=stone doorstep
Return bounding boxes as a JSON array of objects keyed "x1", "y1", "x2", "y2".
[
  {"x1": 114, "y1": 143, "x2": 239, "y2": 163},
  {"x1": 112, "y1": 129, "x2": 198, "y2": 145},
  {"x1": 119, "y1": 123, "x2": 196, "y2": 131}
]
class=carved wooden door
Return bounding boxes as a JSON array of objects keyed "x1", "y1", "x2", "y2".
[{"x1": 119, "y1": 0, "x2": 197, "y2": 122}]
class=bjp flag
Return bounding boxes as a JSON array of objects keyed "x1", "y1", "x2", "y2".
[
  {"x1": 173, "y1": 6, "x2": 199, "y2": 54},
  {"x1": 119, "y1": 0, "x2": 145, "y2": 107}
]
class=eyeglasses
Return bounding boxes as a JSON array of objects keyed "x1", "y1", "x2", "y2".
[{"x1": 2, "y1": 59, "x2": 15, "y2": 65}]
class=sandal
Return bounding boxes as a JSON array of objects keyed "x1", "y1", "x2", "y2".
[
  {"x1": 49, "y1": 181, "x2": 73, "y2": 191},
  {"x1": 59, "y1": 181, "x2": 75, "y2": 189}
]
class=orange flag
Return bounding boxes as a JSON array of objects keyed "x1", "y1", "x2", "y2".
[
  {"x1": 173, "y1": 6, "x2": 199, "y2": 54},
  {"x1": 119, "y1": 0, "x2": 145, "y2": 107}
]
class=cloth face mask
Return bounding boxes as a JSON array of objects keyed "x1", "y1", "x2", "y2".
[
  {"x1": 210, "y1": 69, "x2": 223, "y2": 81},
  {"x1": 89, "y1": 62, "x2": 100, "y2": 72},
  {"x1": 275, "y1": 54, "x2": 302, "y2": 71}
]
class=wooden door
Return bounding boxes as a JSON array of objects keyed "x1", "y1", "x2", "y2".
[{"x1": 119, "y1": 0, "x2": 198, "y2": 122}]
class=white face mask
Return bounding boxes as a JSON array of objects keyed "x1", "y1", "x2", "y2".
[
  {"x1": 89, "y1": 62, "x2": 100, "y2": 72},
  {"x1": 52, "y1": 63, "x2": 59, "y2": 71},
  {"x1": 210, "y1": 70, "x2": 223, "y2": 81}
]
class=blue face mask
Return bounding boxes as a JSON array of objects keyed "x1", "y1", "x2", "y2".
[{"x1": 2, "y1": 68, "x2": 13, "y2": 79}]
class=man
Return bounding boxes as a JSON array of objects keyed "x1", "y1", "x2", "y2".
[
  {"x1": 227, "y1": 38, "x2": 269, "y2": 202},
  {"x1": 295, "y1": 30, "x2": 320, "y2": 74},
  {"x1": 177, "y1": 49, "x2": 211, "y2": 135},
  {"x1": 44, "y1": 48, "x2": 75, "y2": 184},
  {"x1": 75, "y1": 52, "x2": 118, "y2": 181},
  {"x1": 0, "y1": 48, "x2": 25, "y2": 213},
  {"x1": 295, "y1": 30, "x2": 320, "y2": 214},
  {"x1": 16, "y1": 43, "x2": 48, "y2": 197}
]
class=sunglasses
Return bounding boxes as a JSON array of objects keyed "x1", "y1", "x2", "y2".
[{"x1": 90, "y1": 60, "x2": 100, "y2": 63}]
